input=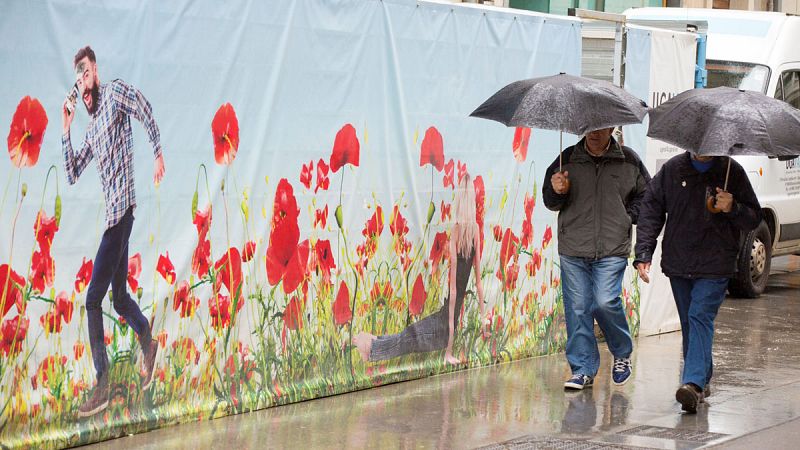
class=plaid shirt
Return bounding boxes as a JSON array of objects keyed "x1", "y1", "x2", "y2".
[{"x1": 62, "y1": 80, "x2": 162, "y2": 229}]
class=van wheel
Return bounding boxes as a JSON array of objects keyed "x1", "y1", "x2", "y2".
[{"x1": 728, "y1": 220, "x2": 771, "y2": 298}]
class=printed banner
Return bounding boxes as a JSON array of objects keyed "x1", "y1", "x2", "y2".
[
  {"x1": 0, "y1": 1, "x2": 639, "y2": 448},
  {"x1": 624, "y1": 25, "x2": 697, "y2": 336}
]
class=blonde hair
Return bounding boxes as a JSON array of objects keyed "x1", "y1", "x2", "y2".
[{"x1": 452, "y1": 173, "x2": 478, "y2": 257}]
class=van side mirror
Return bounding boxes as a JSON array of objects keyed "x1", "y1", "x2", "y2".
[{"x1": 777, "y1": 155, "x2": 798, "y2": 162}]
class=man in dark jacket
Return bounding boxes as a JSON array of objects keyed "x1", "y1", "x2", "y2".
[
  {"x1": 634, "y1": 152, "x2": 761, "y2": 413},
  {"x1": 543, "y1": 127, "x2": 650, "y2": 390}
]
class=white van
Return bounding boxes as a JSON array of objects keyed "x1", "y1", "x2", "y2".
[{"x1": 624, "y1": 8, "x2": 800, "y2": 297}]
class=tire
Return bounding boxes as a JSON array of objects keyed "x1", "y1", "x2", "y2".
[{"x1": 728, "y1": 220, "x2": 772, "y2": 298}]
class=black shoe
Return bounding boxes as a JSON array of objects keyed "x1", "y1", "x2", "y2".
[
  {"x1": 676, "y1": 383, "x2": 703, "y2": 413},
  {"x1": 77, "y1": 374, "x2": 109, "y2": 418}
]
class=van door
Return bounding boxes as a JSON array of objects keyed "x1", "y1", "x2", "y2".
[{"x1": 770, "y1": 64, "x2": 800, "y2": 253}]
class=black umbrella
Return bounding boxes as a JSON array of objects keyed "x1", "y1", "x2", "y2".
[
  {"x1": 470, "y1": 73, "x2": 648, "y2": 170},
  {"x1": 648, "y1": 87, "x2": 800, "y2": 192}
]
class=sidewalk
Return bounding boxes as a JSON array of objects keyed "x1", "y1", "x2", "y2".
[{"x1": 89, "y1": 256, "x2": 800, "y2": 449}]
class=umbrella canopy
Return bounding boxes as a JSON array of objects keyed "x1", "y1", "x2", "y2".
[
  {"x1": 647, "y1": 87, "x2": 800, "y2": 157},
  {"x1": 469, "y1": 73, "x2": 648, "y2": 136}
]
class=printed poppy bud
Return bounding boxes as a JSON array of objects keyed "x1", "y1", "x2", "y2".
[
  {"x1": 220, "y1": 179, "x2": 225, "y2": 192},
  {"x1": 426, "y1": 201, "x2": 435, "y2": 225},
  {"x1": 80, "y1": 305, "x2": 86, "y2": 319},
  {"x1": 335, "y1": 204, "x2": 343, "y2": 229},
  {"x1": 191, "y1": 190, "x2": 198, "y2": 220},
  {"x1": 240, "y1": 199, "x2": 249, "y2": 222},
  {"x1": 54, "y1": 195, "x2": 62, "y2": 227},
  {"x1": 21, "y1": 183, "x2": 27, "y2": 197},
  {"x1": 137, "y1": 287, "x2": 143, "y2": 300}
]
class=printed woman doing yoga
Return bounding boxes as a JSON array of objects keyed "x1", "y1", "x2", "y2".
[{"x1": 353, "y1": 174, "x2": 488, "y2": 365}]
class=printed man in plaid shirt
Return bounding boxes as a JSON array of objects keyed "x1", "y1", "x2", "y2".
[{"x1": 61, "y1": 46, "x2": 164, "y2": 417}]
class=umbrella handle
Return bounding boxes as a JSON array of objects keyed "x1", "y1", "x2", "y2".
[
  {"x1": 558, "y1": 131, "x2": 570, "y2": 193},
  {"x1": 706, "y1": 196, "x2": 723, "y2": 214}
]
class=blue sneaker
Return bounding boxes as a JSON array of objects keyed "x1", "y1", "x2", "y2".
[
  {"x1": 564, "y1": 374, "x2": 593, "y2": 390},
  {"x1": 612, "y1": 357, "x2": 632, "y2": 385}
]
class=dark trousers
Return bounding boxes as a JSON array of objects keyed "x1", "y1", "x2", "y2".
[
  {"x1": 669, "y1": 277, "x2": 728, "y2": 389},
  {"x1": 86, "y1": 207, "x2": 151, "y2": 379},
  {"x1": 369, "y1": 295, "x2": 464, "y2": 362}
]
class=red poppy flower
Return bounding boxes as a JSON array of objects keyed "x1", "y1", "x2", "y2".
[
  {"x1": 73, "y1": 340, "x2": 85, "y2": 360},
  {"x1": 104, "y1": 330, "x2": 113, "y2": 346},
  {"x1": 314, "y1": 206, "x2": 328, "y2": 229},
  {"x1": 457, "y1": 160, "x2": 468, "y2": 185},
  {"x1": 1, "y1": 264, "x2": 25, "y2": 319},
  {"x1": 300, "y1": 160, "x2": 313, "y2": 190},
  {"x1": 7, "y1": 96, "x2": 48, "y2": 168},
  {"x1": 526, "y1": 249, "x2": 542, "y2": 277},
  {"x1": 362, "y1": 205, "x2": 384, "y2": 239},
  {"x1": 542, "y1": 225, "x2": 553, "y2": 249},
  {"x1": 315, "y1": 158, "x2": 330, "y2": 193},
  {"x1": 429, "y1": 231, "x2": 449, "y2": 272},
  {"x1": 209, "y1": 293, "x2": 242, "y2": 331},
  {"x1": 127, "y1": 253, "x2": 142, "y2": 292},
  {"x1": 40, "y1": 310, "x2": 62, "y2": 334},
  {"x1": 442, "y1": 159, "x2": 454, "y2": 189},
  {"x1": 440, "y1": 201, "x2": 451, "y2": 222},
  {"x1": 156, "y1": 330, "x2": 168, "y2": 349},
  {"x1": 266, "y1": 217, "x2": 299, "y2": 283},
  {"x1": 329, "y1": 124, "x2": 360, "y2": 173},
  {"x1": 29, "y1": 250, "x2": 54, "y2": 294},
  {"x1": 215, "y1": 247, "x2": 243, "y2": 298},
  {"x1": 157, "y1": 252, "x2": 176, "y2": 284},
  {"x1": 56, "y1": 291, "x2": 73, "y2": 324},
  {"x1": 173, "y1": 280, "x2": 199, "y2": 318},
  {"x1": 192, "y1": 239, "x2": 211, "y2": 277},
  {"x1": 419, "y1": 126, "x2": 444, "y2": 172},
  {"x1": 31, "y1": 355, "x2": 67, "y2": 390},
  {"x1": 492, "y1": 224, "x2": 503, "y2": 242},
  {"x1": 172, "y1": 337, "x2": 201, "y2": 364},
  {"x1": 0, "y1": 315, "x2": 28, "y2": 356},
  {"x1": 389, "y1": 205, "x2": 408, "y2": 239},
  {"x1": 512, "y1": 127, "x2": 531, "y2": 163},
  {"x1": 211, "y1": 103, "x2": 239, "y2": 165},
  {"x1": 193, "y1": 206, "x2": 212, "y2": 240},
  {"x1": 409, "y1": 274, "x2": 427, "y2": 317},
  {"x1": 500, "y1": 228, "x2": 519, "y2": 270},
  {"x1": 524, "y1": 192, "x2": 536, "y2": 222},
  {"x1": 313, "y1": 240, "x2": 336, "y2": 282},
  {"x1": 370, "y1": 281, "x2": 393, "y2": 304},
  {"x1": 283, "y1": 295, "x2": 304, "y2": 331},
  {"x1": 74, "y1": 257, "x2": 93, "y2": 294},
  {"x1": 521, "y1": 219, "x2": 533, "y2": 248},
  {"x1": 270, "y1": 178, "x2": 300, "y2": 227},
  {"x1": 497, "y1": 262, "x2": 520, "y2": 292},
  {"x1": 332, "y1": 281, "x2": 352, "y2": 326},
  {"x1": 474, "y1": 175, "x2": 485, "y2": 225},
  {"x1": 33, "y1": 211, "x2": 58, "y2": 253},
  {"x1": 241, "y1": 240, "x2": 256, "y2": 263}
]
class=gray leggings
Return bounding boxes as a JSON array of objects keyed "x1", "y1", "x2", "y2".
[{"x1": 369, "y1": 297, "x2": 463, "y2": 361}]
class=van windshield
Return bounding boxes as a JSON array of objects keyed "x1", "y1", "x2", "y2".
[{"x1": 706, "y1": 60, "x2": 770, "y2": 93}]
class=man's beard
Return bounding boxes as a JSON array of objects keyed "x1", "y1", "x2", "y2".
[{"x1": 84, "y1": 84, "x2": 100, "y2": 115}]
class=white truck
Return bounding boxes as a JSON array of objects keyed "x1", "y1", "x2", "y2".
[{"x1": 624, "y1": 8, "x2": 800, "y2": 298}]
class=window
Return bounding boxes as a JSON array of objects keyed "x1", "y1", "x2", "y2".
[
  {"x1": 781, "y1": 71, "x2": 800, "y2": 109},
  {"x1": 706, "y1": 60, "x2": 770, "y2": 94}
]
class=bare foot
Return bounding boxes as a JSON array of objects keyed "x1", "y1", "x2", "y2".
[
  {"x1": 444, "y1": 353, "x2": 461, "y2": 365},
  {"x1": 353, "y1": 332, "x2": 376, "y2": 361}
]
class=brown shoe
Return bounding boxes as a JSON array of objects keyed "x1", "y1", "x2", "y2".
[
  {"x1": 676, "y1": 383, "x2": 704, "y2": 413},
  {"x1": 140, "y1": 340, "x2": 158, "y2": 390},
  {"x1": 77, "y1": 374, "x2": 109, "y2": 418},
  {"x1": 700, "y1": 383, "x2": 711, "y2": 403}
]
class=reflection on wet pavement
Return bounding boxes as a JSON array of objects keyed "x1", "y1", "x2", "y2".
[{"x1": 88, "y1": 256, "x2": 800, "y2": 449}]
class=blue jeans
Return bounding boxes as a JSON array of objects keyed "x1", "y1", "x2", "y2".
[
  {"x1": 86, "y1": 207, "x2": 151, "y2": 379},
  {"x1": 669, "y1": 277, "x2": 728, "y2": 389},
  {"x1": 560, "y1": 255, "x2": 633, "y2": 377}
]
